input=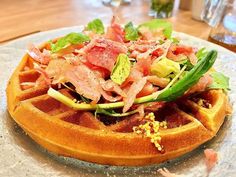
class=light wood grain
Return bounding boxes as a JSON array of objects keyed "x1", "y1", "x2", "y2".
[{"x1": 0, "y1": 0, "x2": 211, "y2": 43}]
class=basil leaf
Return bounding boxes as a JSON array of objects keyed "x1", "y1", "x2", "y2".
[
  {"x1": 196, "y1": 47, "x2": 208, "y2": 60},
  {"x1": 86, "y1": 18, "x2": 105, "y2": 34},
  {"x1": 111, "y1": 54, "x2": 131, "y2": 85},
  {"x1": 156, "y1": 50, "x2": 217, "y2": 101},
  {"x1": 209, "y1": 72, "x2": 230, "y2": 91},
  {"x1": 138, "y1": 19, "x2": 172, "y2": 39},
  {"x1": 51, "y1": 32, "x2": 90, "y2": 53},
  {"x1": 124, "y1": 22, "x2": 139, "y2": 41}
]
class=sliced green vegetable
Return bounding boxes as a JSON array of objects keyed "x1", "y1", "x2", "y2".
[
  {"x1": 111, "y1": 54, "x2": 131, "y2": 85},
  {"x1": 196, "y1": 47, "x2": 208, "y2": 60},
  {"x1": 124, "y1": 22, "x2": 139, "y2": 41},
  {"x1": 86, "y1": 18, "x2": 105, "y2": 34},
  {"x1": 179, "y1": 59, "x2": 194, "y2": 71},
  {"x1": 151, "y1": 57, "x2": 180, "y2": 78},
  {"x1": 208, "y1": 72, "x2": 230, "y2": 91},
  {"x1": 95, "y1": 108, "x2": 138, "y2": 117},
  {"x1": 156, "y1": 50, "x2": 217, "y2": 101},
  {"x1": 138, "y1": 19, "x2": 172, "y2": 39},
  {"x1": 51, "y1": 32, "x2": 90, "y2": 53}
]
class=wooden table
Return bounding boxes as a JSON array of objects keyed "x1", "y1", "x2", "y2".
[{"x1": 0, "y1": 0, "x2": 211, "y2": 44}]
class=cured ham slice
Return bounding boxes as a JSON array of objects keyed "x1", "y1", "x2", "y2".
[
  {"x1": 106, "y1": 16, "x2": 125, "y2": 43},
  {"x1": 123, "y1": 77, "x2": 147, "y2": 113},
  {"x1": 100, "y1": 79, "x2": 126, "y2": 97},
  {"x1": 65, "y1": 65, "x2": 102, "y2": 104},
  {"x1": 187, "y1": 74, "x2": 213, "y2": 94},
  {"x1": 84, "y1": 38, "x2": 127, "y2": 72},
  {"x1": 27, "y1": 44, "x2": 50, "y2": 65},
  {"x1": 167, "y1": 45, "x2": 197, "y2": 65},
  {"x1": 147, "y1": 75, "x2": 170, "y2": 88}
]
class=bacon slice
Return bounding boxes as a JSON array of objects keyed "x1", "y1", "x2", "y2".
[
  {"x1": 27, "y1": 44, "x2": 50, "y2": 65},
  {"x1": 123, "y1": 77, "x2": 147, "y2": 113},
  {"x1": 84, "y1": 38, "x2": 127, "y2": 72},
  {"x1": 65, "y1": 65, "x2": 102, "y2": 104}
]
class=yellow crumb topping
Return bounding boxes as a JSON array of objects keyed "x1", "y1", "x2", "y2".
[{"x1": 133, "y1": 112, "x2": 167, "y2": 151}]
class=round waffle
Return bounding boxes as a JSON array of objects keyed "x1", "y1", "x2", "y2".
[{"x1": 6, "y1": 45, "x2": 231, "y2": 166}]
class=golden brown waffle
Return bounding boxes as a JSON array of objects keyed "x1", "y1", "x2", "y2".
[{"x1": 6, "y1": 50, "x2": 231, "y2": 166}]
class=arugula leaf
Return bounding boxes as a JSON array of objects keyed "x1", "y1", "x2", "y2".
[
  {"x1": 111, "y1": 54, "x2": 131, "y2": 85},
  {"x1": 156, "y1": 50, "x2": 217, "y2": 101},
  {"x1": 86, "y1": 18, "x2": 105, "y2": 34},
  {"x1": 95, "y1": 107, "x2": 138, "y2": 117},
  {"x1": 196, "y1": 47, "x2": 208, "y2": 60},
  {"x1": 209, "y1": 72, "x2": 230, "y2": 91},
  {"x1": 138, "y1": 19, "x2": 172, "y2": 38},
  {"x1": 51, "y1": 32, "x2": 90, "y2": 53},
  {"x1": 124, "y1": 22, "x2": 139, "y2": 41}
]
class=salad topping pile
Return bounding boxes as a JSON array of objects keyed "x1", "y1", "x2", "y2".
[{"x1": 25, "y1": 17, "x2": 229, "y2": 118}]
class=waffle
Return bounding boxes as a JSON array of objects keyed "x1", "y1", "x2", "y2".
[{"x1": 6, "y1": 46, "x2": 231, "y2": 166}]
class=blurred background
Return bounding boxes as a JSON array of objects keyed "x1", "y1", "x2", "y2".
[{"x1": 0, "y1": 0, "x2": 235, "y2": 52}]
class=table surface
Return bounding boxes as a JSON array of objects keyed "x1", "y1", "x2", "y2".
[{"x1": 0, "y1": 0, "x2": 211, "y2": 44}]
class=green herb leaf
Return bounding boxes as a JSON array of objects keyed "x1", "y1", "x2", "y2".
[
  {"x1": 156, "y1": 50, "x2": 218, "y2": 101},
  {"x1": 196, "y1": 47, "x2": 208, "y2": 60},
  {"x1": 95, "y1": 107, "x2": 138, "y2": 117},
  {"x1": 51, "y1": 32, "x2": 90, "y2": 53},
  {"x1": 124, "y1": 22, "x2": 139, "y2": 41},
  {"x1": 138, "y1": 19, "x2": 172, "y2": 39},
  {"x1": 86, "y1": 18, "x2": 105, "y2": 34},
  {"x1": 111, "y1": 54, "x2": 131, "y2": 85},
  {"x1": 209, "y1": 72, "x2": 230, "y2": 91}
]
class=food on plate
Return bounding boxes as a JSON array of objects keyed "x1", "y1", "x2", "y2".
[{"x1": 7, "y1": 18, "x2": 232, "y2": 166}]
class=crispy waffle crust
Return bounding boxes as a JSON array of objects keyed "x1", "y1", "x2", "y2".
[{"x1": 6, "y1": 48, "x2": 231, "y2": 166}]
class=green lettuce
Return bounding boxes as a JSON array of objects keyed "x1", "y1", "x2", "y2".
[
  {"x1": 138, "y1": 19, "x2": 172, "y2": 39},
  {"x1": 209, "y1": 72, "x2": 230, "y2": 91},
  {"x1": 86, "y1": 18, "x2": 105, "y2": 34},
  {"x1": 124, "y1": 22, "x2": 139, "y2": 41},
  {"x1": 111, "y1": 54, "x2": 131, "y2": 85},
  {"x1": 51, "y1": 32, "x2": 90, "y2": 53}
]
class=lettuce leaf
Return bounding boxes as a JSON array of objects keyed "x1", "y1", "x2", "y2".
[
  {"x1": 209, "y1": 72, "x2": 230, "y2": 91},
  {"x1": 124, "y1": 22, "x2": 139, "y2": 41},
  {"x1": 86, "y1": 18, "x2": 105, "y2": 34},
  {"x1": 111, "y1": 54, "x2": 131, "y2": 85},
  {"x1": 138, "y1": 19, "x2": 172, "y2": 39},
  {"x1": 51, "y1": 32, "x2": 90, "y2": 53}
]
